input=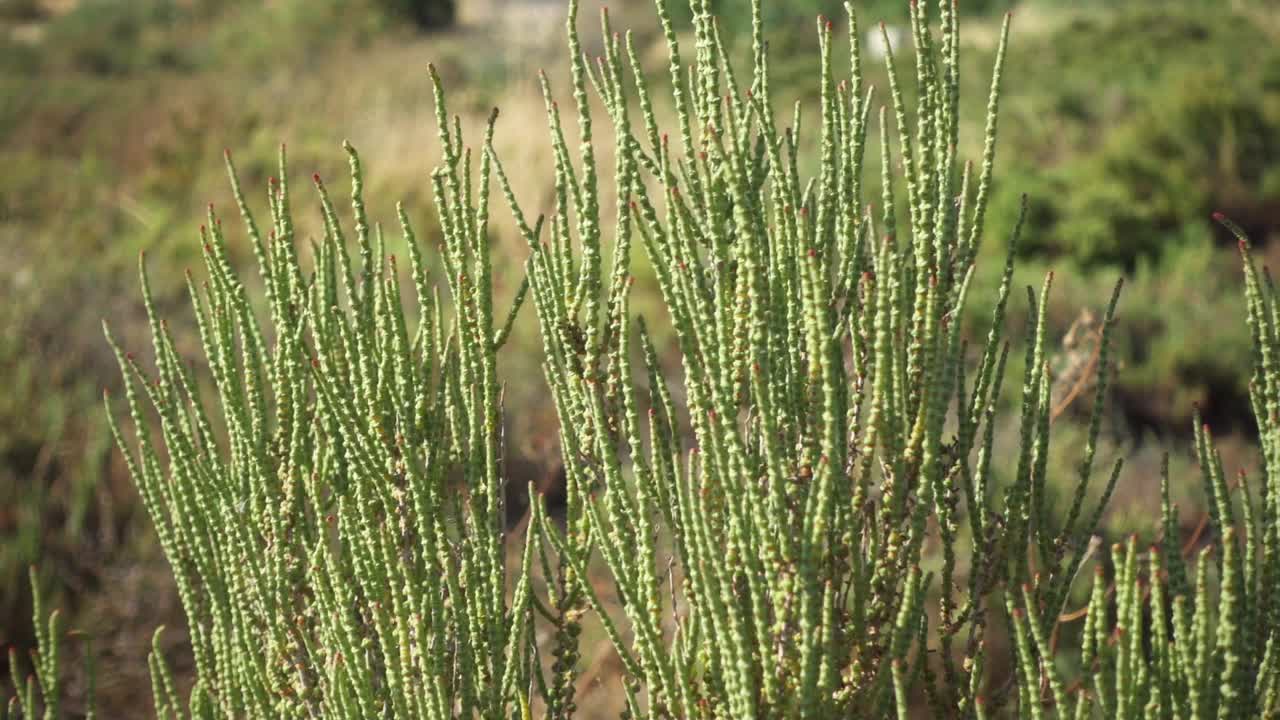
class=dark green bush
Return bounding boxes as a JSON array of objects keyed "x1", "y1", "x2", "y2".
[
  {"x1": 992, "y1": 70, "x2": 1280, "y2": 268},
  {"x1": 378, "y1": 0, "x2": 456, "y2": 30},
  {"x1": 987, "y1": 6, "x2": 1280, "y2": 268}
]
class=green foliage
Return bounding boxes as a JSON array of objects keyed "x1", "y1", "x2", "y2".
[
  {"x1": 0, "y1": 0, "x2": 493, "y2": 656},
  {"x1": 99, "y1": 114, "x2": 542, "y2": 713},
  {"x1": 987, "y1": 5, "x2": 1280, "y2": 268},
  {"x1": 40, "y1": 0, "x2": 194, "y2": 76},
  {"x1": 377, "y1": 0, "x2": 456, "y2": 30},
  {"x1": 0, "y1": 294, "x2": 114, "y2": 646},
  {"x1": 495, "y1": 0, "x2": 1133, "y2": 715},
  {"x1": 4, "y1": 0, "x2": 446, "y2": 80},
  {"x1": 9, "y1": 1, "x2": 1280, "y2": 718},
  {"x1": 492, "y1": 1, "x2": 1279, "y2": 715},
  {"x1": 2, "y1": 569, "x2": 94, "y2": 720},
  {"x1": 1114, "y1": 241, "x2": 1253, "y2": 431},
  {"x1": 671, "y1": 0, "x2": 1011, "y2": 34},
  {"x1": 991, "y1": 74, "x2": 1280, "y2": 268},
  {"x1": 966, "y1": 240, "x2": 1256, "y2": 435},
  {"x1": 1006, "y1": 218, "x2": 1280, "y2": 718}
]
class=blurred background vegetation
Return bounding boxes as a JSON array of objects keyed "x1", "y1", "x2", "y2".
[{"x1": 1, "y1": 0, "x2": 1278, "y2": 715}]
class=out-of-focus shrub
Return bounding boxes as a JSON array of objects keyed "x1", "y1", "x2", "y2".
[
  {"x1": 378, "y1": 0, "x2": 456, "y2": 30},
  {"x1": 42, "y1": 0, "x2": 191, "y2": 75},
  {"x1": 0, "y1": 0, "x2": 44, "y2": 22},
  {"x1": 991, "y1": 69, "x2": 1280, "y2": 267},
  {"x1": 987, "y1": 7, "x2": 1280, "y2": 268}
]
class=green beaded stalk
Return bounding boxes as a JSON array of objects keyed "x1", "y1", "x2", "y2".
[
  {"x1": 2, "y1": 570, "x2": 81, "y2": 720},
  {"x1": 494, "y1": 1, "x2": 1131, "y2": 716},
  {"x1": 1007, "y1": 216, "x2": 1280, "y2": 718},
  {"x1": 99, "y1": 78, "x2": 550, "y2": 717}
]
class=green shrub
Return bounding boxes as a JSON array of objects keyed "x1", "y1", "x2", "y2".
[
  {"x1": 2, "y1": 569, "x2": 94, "y2": 720},
  {"x1": 494, "y1": 0, "x2": 1278, "y2": 714},
  {"x1": 43, "y1": 0, "x2": 191, "y2": 76},
  {"x1": 1014, "y1": 217, "x2": 1280, "y2": 718},
  {"x1": 493, "y1": 0, "x2": 1131, "y2": 714},
  {"x1": 986, "y1": 6, "x2": 1280, "y2": 269},
  {"x1": 99, "y1": 130, "x2": 541, "y2": 715},
  {"x1": 990, "y1": 70, "x2": 1280, "y2": 268},
  {"x1": 0, "y1": 289, "x2": 116, "y2": 660},
  {"x1": 378, "y1": 0, "x2": 455, "y2": 30},
  {"x1": 5, "y1": 0, "x2": 1279, "y2": 718}
]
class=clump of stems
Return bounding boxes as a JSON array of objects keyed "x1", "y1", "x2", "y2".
[
  {"x1": 1019, "y1": 217, "x2": 1279, "y2": 718},
  {"x1": 5, "y1": 1, "x2": 1277, "y2": 718},
  {"x1": 3, "y1": 569, "x2": 91, "y2": 720},
  {"x1": 100, "y1": 97, "x2": 545, "y2": 716}
]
